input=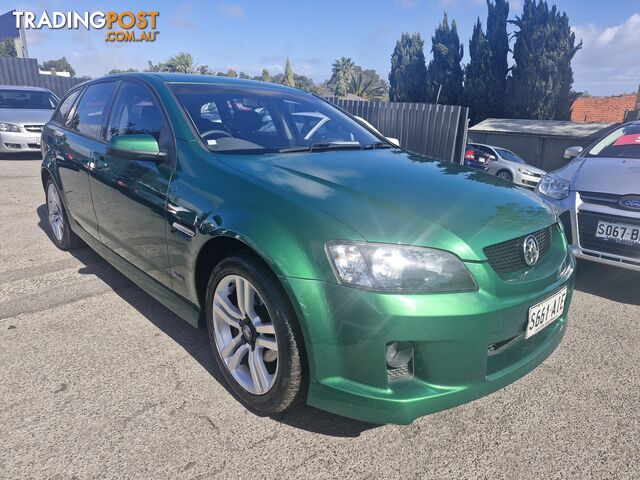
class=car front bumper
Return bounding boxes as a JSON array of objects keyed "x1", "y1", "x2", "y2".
[
  {"x1": 539, "y1": 191, "x2": 640, "y2": 272},
  {"x1": 0, "y1": 131, "x2": 42, "y2": 153},
  {"x1": 281, "y1": 257, "x2": 575, "y2": 424}
]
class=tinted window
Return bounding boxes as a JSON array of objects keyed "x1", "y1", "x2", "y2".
[
  {"x1": 0, "y1": 89, "x2": 58, "y2": 109},
  {"x1": 52, "y1": 89, "x2": 81, "y2": 124},
  {"x1": 587, "y1": 124, "x2": 640, "y2": 159},
  {"x1": 495, "y1": 148, "x2": 525, "y2": 163},
  {"x1": 69, "y1": 82, "x2": 117, "y2": 139},
  {"x1": 106, "y1": 81, "x2": 166, "y2": 143},
  {"x1": 169, "y1": 83, "x2": 382, "y2": 154}
]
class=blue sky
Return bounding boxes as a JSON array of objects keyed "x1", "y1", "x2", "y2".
[{"x1": 15, "y1": 0, "x2": 640, "y2": 96}]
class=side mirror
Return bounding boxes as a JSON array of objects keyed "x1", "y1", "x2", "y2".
[
  {"x1": 563, "y1": 146, "x2": 583, "y2": 159},
  {"x1": 386, "y1": 137, "x2": 400, "y2": 147},
  {"x1": 107, "y1": 134, "x2": 165, "y2": 162},
  {"x1": 488, "y1": 154, "x2": 496, "y2": 161}
]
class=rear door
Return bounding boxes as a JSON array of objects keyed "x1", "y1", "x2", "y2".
[
  {"x1": 56, "y1": 81, "x2": 119, "y2": 239},
  {"x1": 89, "y1": 80, "x2": 174, "y2": 286}
]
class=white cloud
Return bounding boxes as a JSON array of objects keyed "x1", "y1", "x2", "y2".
[
  {"x1": 572, "y1": 13, "x2": 640, "y2": 95},
  {"x1": 216, "y1": 3, "x2": 244, "y2": 19}
]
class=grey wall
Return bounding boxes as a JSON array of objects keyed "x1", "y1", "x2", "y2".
[
  {"x1": 0, "y1": 57, "x2": 85, "y2": 98},
  {"x1": 467, "y1": 132, "x2": 603, "y2": 172},
  {"x1": 326, "y1": 97, "x2": 469, "y2": 164}
]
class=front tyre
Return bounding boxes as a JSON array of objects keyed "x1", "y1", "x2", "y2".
[
  {"x1": 496, "y1": 170, "x2": 513, "y2": 182},
  {"x1": 45, "y1": 179, "x2": 80, "y2": 251},
  {"x1": 205, "y1": 252, "x2": 306, "y2": 415}
]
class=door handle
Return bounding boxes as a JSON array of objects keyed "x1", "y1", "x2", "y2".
[{"x1": 88, "y1": 153, "x2": 108, "y2": 172}]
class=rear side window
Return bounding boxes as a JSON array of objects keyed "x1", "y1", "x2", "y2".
[
  {"x1": 52, "y1": 89, "x2": 81, "y2": 125},
  {"x1": 68, "y1": 82, "x2": 117, "y2": 139}
]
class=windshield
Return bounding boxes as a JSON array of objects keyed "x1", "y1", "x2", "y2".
[
  {"x1": 495, "y1": 148, "x2": 525, "y2": 164},
  {"x1": 169, "y1": 83, "x2": 384, "y2": 153},
  {"x1": 587, "y1": 124, "x2": 640, "y2": 159},
  {"x1": 0, "y1": 89, "x2": 58, "y2": 109}
]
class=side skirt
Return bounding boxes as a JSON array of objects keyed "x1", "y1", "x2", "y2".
[{"x1": 72, "y1": 220, "x2": 202, "y2": 328}]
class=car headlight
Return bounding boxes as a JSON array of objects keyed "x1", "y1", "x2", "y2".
[
  {"x1": 538, "y1": 175, "x2": 570, "y2": 200},
  {"x1": 326, "y1": 241, "x2": 477, "y2": 293},
  {"x1": 518, "y1": 167, "x2": 536, "y2": 176},
  {"x1": 0, "y1": 123, "x2": 21, "y2": 132}
]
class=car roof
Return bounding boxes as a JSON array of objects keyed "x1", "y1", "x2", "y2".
[
  {"x1": 0, "y1": 85, "x2": 52, "y2": 92},
  {"x1": 102, "y1": 72, "x2": 306, "y2": 95}
]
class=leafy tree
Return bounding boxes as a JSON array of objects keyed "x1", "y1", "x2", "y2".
[
  {"x1": 283, "y1": 58, "x2": 295, "y2": 87},
  {"x1": 40, "y1": 57, "x2": 76, "y2": 77},
  {"x1": 462, "y1": 19, "x2": 492, "y2": 125},
  {"x1": 226, "y1": 68, "x2": 238, "y2": 78},
  {"x1": 108, "y1": 68, "x2": 138, "y2": 75},
  {"x1": 485, "y1": 0, "x2": 509, "y2": 118},
  {"x1": 330, "y1": 57, "x2": 355, "y2": 84},
  {"x1": 335, "y1": 74, "x2": 348, "y2": 97},
  {"x1": 426, "y1": 13, "x2": 464, "y2": 105},
  {"x1": 198, "y1": 65, "x2": 213, "y2": 75},
  {"x1": 162, "y1": 52, "x2": 196, "y2": 73},
  {"x1": 0, "y1": 39, "x2": 17, "y2": 57},
  {"x1": 389, "y1": 32, "x2": 428, "y2": 102},
  {"x1": 507, "y1": 0, "x2": 582, "y2": 119},
  {"x1": 261, "y1": 68, "x2": 271, "y2": 82}
]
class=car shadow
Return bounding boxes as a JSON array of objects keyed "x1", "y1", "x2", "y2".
[
  {"x1": 36, "y1": 204, "x2": 378, "y2": 437},
  {"x1": 575, "y1": 259, "x2": 640, "y2": 306},
  {"x1": 0, "y1": 152, "x2": 42, "y2": 161}
]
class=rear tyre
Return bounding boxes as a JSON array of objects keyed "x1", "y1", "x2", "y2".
[
  {"x1": 45, "y1": 178, "x2": 80, "y2": 251},
  {"x1": 497, "y1": 170, "x2": 513, "y2": 182},
  {"x1": 205, "y1": 252, "x2": 306, "y2": 415}
]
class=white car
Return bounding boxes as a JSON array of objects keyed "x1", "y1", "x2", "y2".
[
  {"x1": 0, "y1": 86, "x2": 59, "y2": 155},
  {"x1": 536, "y1": 121, "x2": 640, "y2": 272},
  {"x1": 468, "y1": 142, "x2": 546, "y2": 189}
]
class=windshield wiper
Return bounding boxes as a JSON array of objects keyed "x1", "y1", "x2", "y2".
[
  {"x1": 278, "y1": 143, "x2": 365, "y2": 153},
  {"x1": 363, "y1": 141, "x2": 392, "y2": 149}
]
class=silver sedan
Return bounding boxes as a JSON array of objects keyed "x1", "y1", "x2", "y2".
[
  {"x1": 468, "y1": 142, "x2": 547, "y2": 189},
  {"x1": 0, "y1": 86, "x2": 58, "y2": 155},
  {"x1": 536, "y1": 121, "x2": 640, "y2": 272}
]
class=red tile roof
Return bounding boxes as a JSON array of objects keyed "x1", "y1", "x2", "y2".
[{"x1": 571, "y1": 95, "x2": 637, "y2": 123}]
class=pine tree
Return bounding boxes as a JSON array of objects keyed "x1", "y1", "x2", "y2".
[
  {"x1": 261, "y1": 68, "x2": 270, "y2": 82},
  {"x1": 426, "y1": 14, "x2": 464, "y2": 105},
  {"x1": 507, "y1": 0, "x2": 582, "y2": 119},
  {"x1": 462, "y1": 19, "x2": 492, "y2": 125},
  {"x1": 485, "y1": 0, "x2": 509, "y2": 118},
  {"x1": 283, "y1": 58, "x2": 295, "y2": 87},
  {"x1": 389, "y1": 33, "x2": 428, "y2": 102}
]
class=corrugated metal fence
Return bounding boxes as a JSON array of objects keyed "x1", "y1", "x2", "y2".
[
  {"x1": 326, "y1": 97, "x2": 469, "y2": 164},
  {"x1": 624, "y1": 109, "x2": 640, "y2": 122},
  {"x1": 0, "y1": 57, "x2": 85, "y2": 98}
]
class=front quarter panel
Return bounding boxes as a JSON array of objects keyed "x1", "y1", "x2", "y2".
[{"x1": 165, "y1": 139, "x2": 363, "y2": 308}]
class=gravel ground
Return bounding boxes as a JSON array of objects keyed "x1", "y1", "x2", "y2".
[{"x1": 1, "y1": 157, "x2": 639, "y2": 479}]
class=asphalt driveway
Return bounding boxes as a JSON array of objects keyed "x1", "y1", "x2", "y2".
[{"x1": 1, "y1": 157, "x2": 638, "y2": 479}]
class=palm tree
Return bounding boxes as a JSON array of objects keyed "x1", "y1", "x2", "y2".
[
  {"x1": 347, "y1": 73, "x2": 387, "y2": 101},
  {"x1": 330, "y1": 57, "x2": 355, "y2": 84}
]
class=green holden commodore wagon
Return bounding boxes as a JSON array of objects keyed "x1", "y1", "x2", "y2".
[{"x1": 41, "y1": 73, "x2": 575, "y2": 424}]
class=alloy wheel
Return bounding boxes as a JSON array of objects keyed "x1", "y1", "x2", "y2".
[
  {"x1": 212, "y1": 274, "x2": 279, "y2": 395},
  {"x1": 47, "y1": 182, "x2": 64, "y2": 241}
]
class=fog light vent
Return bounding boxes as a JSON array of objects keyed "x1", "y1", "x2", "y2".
[{"x1": 386, "y1": 341, "x2": 413, "y2": 382}]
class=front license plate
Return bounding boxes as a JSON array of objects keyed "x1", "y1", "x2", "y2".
[
  {"x1": 595, "y1": 220, "x2": 640, "y2": 246},
  {"x1": 526, "y1": 287, "x2": 568, "y2": 339}
]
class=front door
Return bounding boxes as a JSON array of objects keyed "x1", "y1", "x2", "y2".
[{"x1": 89, "y1": 80, "x2": 174, "y2": 286}]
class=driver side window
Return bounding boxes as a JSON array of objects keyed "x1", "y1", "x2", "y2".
[{"x1": 106, "y1": 81, "x2": 168, "y2": 149}]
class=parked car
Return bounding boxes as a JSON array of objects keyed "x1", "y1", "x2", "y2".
[
  {"x1": 468, "y1": 143, "x2": 546, "y2": 189},
  {"x1": 41, "y1": 74, "x2": 575, "y2": 424},
  {"x1": 536, "y1": 121, "x2": 640, "y2": 272},
  {"x1": 463, "y1": 145, "x2": 491, "y2": 171},
  {"x1": 0, "y1": 85, "x2": 59, "y2": 156}
]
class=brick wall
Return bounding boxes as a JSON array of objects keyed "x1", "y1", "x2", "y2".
[{"x1": 571, "y1": 95, "x2": 636, "y2": 123}]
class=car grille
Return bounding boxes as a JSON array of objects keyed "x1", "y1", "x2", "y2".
[
  {"x1": 484, "y1": 226, "x2": 552, "y2": 274},
  {"x1": 578, "y1": 211, "x2": 640, "y2": 260},
  {"x1": 23, "y1": 125, "x2": 43, "y2": 133},
  {"x1": 579, "y1": 191, "x2": 622, "y2": 209}
]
